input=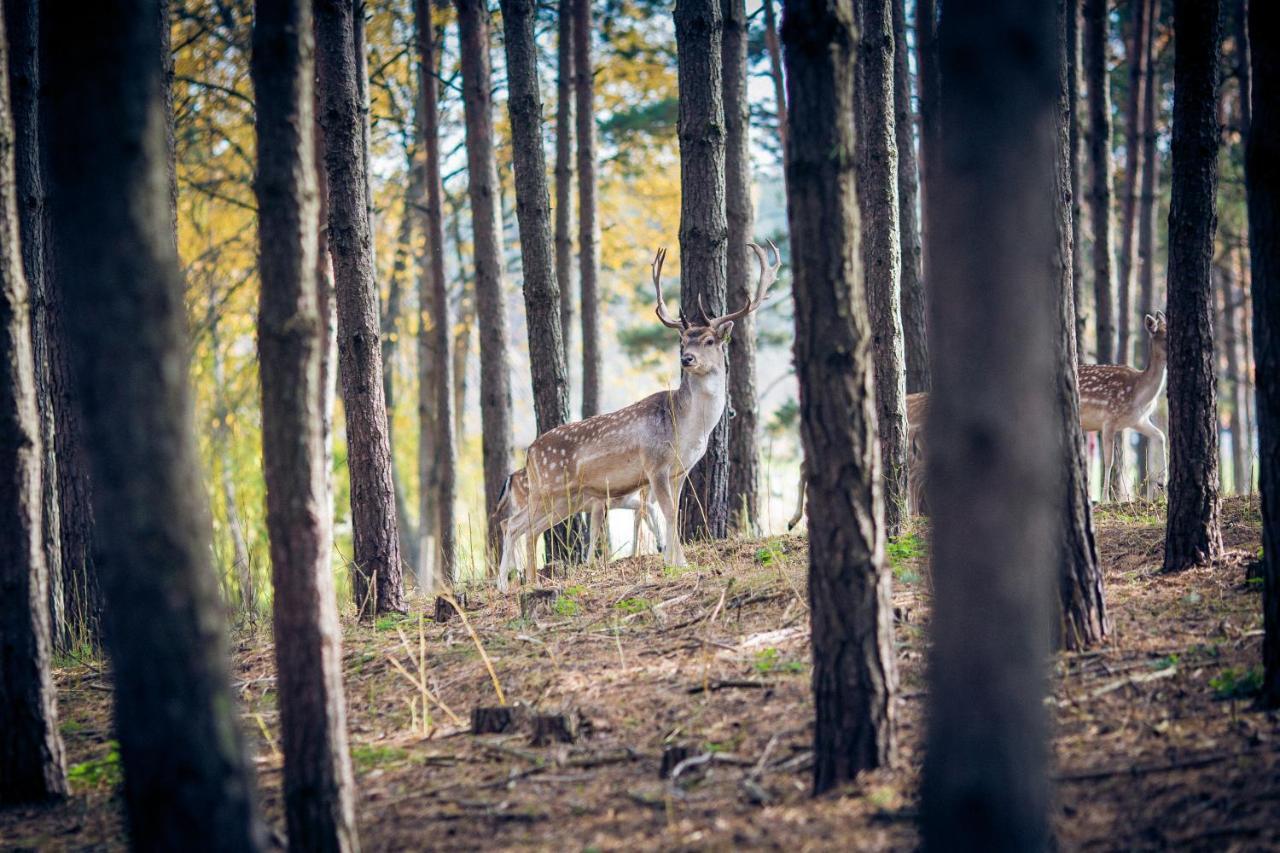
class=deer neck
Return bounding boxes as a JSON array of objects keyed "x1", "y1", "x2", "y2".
[
  {"x1": 675, "y1": 366, "x2": 726, "y2": 446},
  {"x1": 1138, "y1": 337, "x2": 1168, "y2": 404}
]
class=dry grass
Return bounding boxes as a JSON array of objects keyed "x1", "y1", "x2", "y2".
[{"x1": 3, "y1": 496, "x2": 1277, "y2": 851}]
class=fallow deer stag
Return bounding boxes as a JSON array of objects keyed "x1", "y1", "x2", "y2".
[
  {"x1": 1078, "y1": 311, "x2": 1168, "y2": 500},
  {"x1": 496, "y1": 242, "x2": 781, "y2": 587}
]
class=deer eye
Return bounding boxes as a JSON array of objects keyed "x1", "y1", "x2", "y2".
[{"x1": 702, "y1": 337, "x2": 715, "y2": 346}]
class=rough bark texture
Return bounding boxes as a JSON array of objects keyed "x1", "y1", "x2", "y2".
[
  {"x1": 915, "y1": 0, "x2": 939, "y2": 267},
  {"x1": 555, "y1": 0, "x2": 574, "y2": 376},
  {"x1": 1245, "y1": 0, "x2": 1280, "y2": 708},
  {"x1": 892, "y1": 0, "x2": 928, "y2": 394},
  {"x1": 762, "y1": 0, "x2": 786, "y2": 152},
  {"x1": 676, "y1": 0, "x2": 730, "y2": 541},
  {"x1": 781, "y1": 0, "x2": 896, "y2": 792},
  {"x1": 416, "y1": 0, "x2": 457, "y2": 588},
  {"x1": 315, "y1": 88, "x2": 338, "y2": 568},
  {"x1": 456, "y1": 0, "x2": 514, "y2": 556},
  {"x1": 920, "y1": 2, "x2": 1058, "y2": 849},
  {"x1": 1084, "y1": 0, "x2": 1116, "y2": 363},
  {"x1": 0, "y1": 5, "x2": 67, "y2": 800},
  {"x1": 1135, "y1": 0, "x2": 1161, "y2": 484},
  {"x1": 1068, "y1": 0, "x2": 1087, "y2": 349},
  {"x1": 1162, "y1": 0, "x2": 1222, "y2": 574},
  {"x1": 855, "y1": 0, "x2": 907, "y2": 537},
  {"x1": 1117, "y1": 0, "x2": 1149, "y2": 363},
  {"x1": 316, "y1": 0, "x2": 406, "y2": 616},
  {"x1": 251, "y1": 4, "x2": 359, "y2": 848},
  {"x1": 42, "y1": 2, "x2": 264, "y2": 846},
  {"x1": 574, "y1": 0, "x2": 601, "y2": 419},
  {"x1": 723, "y1": 0, "x2": 758, "y2": 533}
]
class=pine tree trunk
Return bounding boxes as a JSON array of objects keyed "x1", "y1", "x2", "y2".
[
  {"x1": 855, "y1": 0, "x2": 907, "y2": 538},
  {"x1": 1244, "y1": 0, "x2": 1279, "y2": 708},
  {"x1": 1135, "y1": 0, "x2": 1161, "y2": 485},
  {"x1": 575, "y1": 0, "x2": 601, "y2": 419},
  {"x1": 892, "y1": 0, "x2": 927, "y2": 395},
  {"x1": 1068, "y1": 0, "x2": 1087, "y2": 350},
  {"x1": 316, "y1": 0, "x2": 406, "y2": 615},
  {"x1": 314, "y1": 88, "x2": 339, "y2": 559},
  {"x1": 762, "y1": 0, "x2": 786, "y2": 153},
  {"x1": 723, "y1": 0, "x2": 758, "y2": 533},
  {"x1": 1219, "y1": 252, "x2": 1249, "y2": 494},
  {"x1": 1117, "y1": 0, "x2": 1149, "y2": 364},
  {"x1": 921, "y1": 3, "x2": 1057, "y2": 848},
  {"x1": 0, "y1": 4, "x2": 67, "y2": 800},
  {"x1": 676, "y1": 0, "x2": 730, "y2": 542},
  {"x1": 455, "y1": 0, "x2": 514, "y2": 558},
  {"x1": 1084, "y1": 0, "x2": 1116, "y2": 363},
  {"x1": 555, "y1": 0, "x2": 574, "y2": 377},
  {"x1": 252, "y1": 4, "x2": 360, "y2": 846},
  {"x1": 450, "y1": 207, "x2": 474, "y2": 441},
  {"x1": 42, "y1": 2, "x2": 264, "y2": 845},
  {"x1": 915, "y1": 0, "x2": 939, "y2": 265},
  {"x1": 209, "y1": 306, "x2": 254, "y2": 611},
  {"x1": 1163, "y1": 0, "x2": 1222, "y2": 573}
]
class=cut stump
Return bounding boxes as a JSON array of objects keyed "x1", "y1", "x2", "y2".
[
  {"x1": 520, "y1": 588, "x2": 558, "y2": 619},
  {"x1": 471, "y1": 705, "x2": 518, "y2": 734}
]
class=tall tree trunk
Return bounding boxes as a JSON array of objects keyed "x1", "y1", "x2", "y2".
[
  {"x1": 762, "y1": 0, "x2": 786, "y2": 153},
  {"x1": 449, "y1": 206, "x2": 474, "y2": 441},
  {"x1": 915, "y1": 0, "x2": 939, "y2": 268},
  {"x1": 456, "y1": 0, "x2": 514, "y2": 558},
  {"x1": 0, "y1": 4, "x2": 67, "y2": 800},
  {"x1": 724, "y1": 0, "x2": 758, "y2": 533},
  {"x1": 921, "y1": 2, "x2": 1058, "y2": 849},
  {"x1": 555, "y1": 0, "x2": 574, "y2": 377},
  {"x1": 575, "y1": 0, "x2": 601, "y2": 419},
  {"x1": 1235, "y1": 0, "x2": 1250, "y2": 139},
  {"x1": 1084, "y1": 0, "x2": 1116, "y2": 364},
  {"x1": 42, "y1": 1, "x2": 264, "y2": 845},
  {"x1": 781, "y1": 0, "x2": 896, "y2": 792},
  {"x1": 314, "y1": 88, "x2": 339, "y2": 562},
  {"x1": 1136, "y1": 0, "x2": 1161, "y2": 485},
  {"x1": 1163, "y1": 0, "x2": 1222, "y2": 573},
  {"x1": 416, "y1": 0, "x2": 457, "y2": 589},
  {"x1": 316, "y1": 0, "x2": 406, "y2": 616},
  {"x1": 855, "y1": 0, "x2": 907, "y2": 537},
  {"x1": 1245, "y1": 0, "x2": 1279, "y2": 708},
  {"x1": 1068, "y1": 0, "x2": 1087, "y2": 349},
  {"x1": 252, "y1": 3, "x2": 359, "y2": 847},
  {"x1": 675, "y1": 0, "x2": 730, "y2": 542},
  {"x1": 1219, "y1": 251, "x2": 1249, "y2": 494},
  {"x1": 5, "y1": 0, "x2": 62, "y2": 647},
  {"x1": 209, "y1": 303, "x2": 254, "y2": 613},
  {"x1": 892, "y1": 0, "x2": 927, "y2": 395},
  {"x1": 1117, "y1": 0, "x2": 1149, "y2": 364}
]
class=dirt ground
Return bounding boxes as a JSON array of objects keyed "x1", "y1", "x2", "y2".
[{"x1": 3, "y1": 496, "x2": 1277, "y2": 851}]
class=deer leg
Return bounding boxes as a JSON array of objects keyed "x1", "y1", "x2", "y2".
[
  {"x1": 589, "y1": 501, "x2": 610, "y2": 565},
  {"x1": 788, "y1": 459, "x2": 807, "y2": 530},
  {"x1": 1134, "y1": 417, "x2": 1168, "y2": 496},
  {"x1": 1100, "y1": 424, "x2": 1116, "y2": 503},
  {"x1": 648, "y1": 470, "x2": 683, "y2": 566},
  {"x1": 631, "y1": 499, "x2": 643, "y2": 558},
  {"x1": 645, "y1": 497, "x2": 665, "y2": 553}
]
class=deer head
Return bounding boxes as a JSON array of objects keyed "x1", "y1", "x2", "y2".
[{"x1": 1143, "y1": 311, "x2": 1167, "y2": 346}]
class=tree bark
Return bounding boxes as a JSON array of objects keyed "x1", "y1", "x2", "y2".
[
  {"x1": 1218, "y1": 251, "x2": 1249, "y2": 494},
  {"x1": 892, "y1": 0, "x2": 927, "y2": 395},
  {"x1": 1068, "y1": 0, "x2": 1087, "y2": 350},
  {"x1": 855, "y1": 0, "x2": 907, "y2": 537},
  {"x1": 251, "y1": 3, "x2": 360, "y2": 847},
  {"x1": 555, "y1": 0, "x2": 574, "y2": 376},
  {"x1": 316, "y1": 0, "x2": 406, "y2": 616},
  {"x1": 1117, "y1": 0, "x2": 1149, "y2": 364},
  {"x1": 1135, "y1": 0, "x2": 1161, "y2": 485},
  {"x1": 456, "y1": 0, "x2": 514, "y2": 557},
  {"x1": 723, "y1": 0, "x2": 758, "y2": 533},
  {"x1": 575, "y1": 0, "x2": 601, "y2": 419},
  {"x1": 209, "y1": 301, "x2": 254, "y2": 613},
  {"x1": 762, "y1": 0, "x2": 786, "y2": 154},
  {"x1": 1083, "y1": 0, "x2": 1116, "y2": 364},
  {"x1": 0, "y1": 4, "x2": 67, "y2": 800},
  {"x1": 921, "y1": 2, "x2": 1058, "y2": 849},
  {"x1": 1245, "y1": 0, "x2": 1279, "y2": 708},
  {"x1": 915, "y1": 0, "x2": 939, "y2": 268},
  {"x1": 782, "y1": 0, "x2": 896, "y2": 792},
  {"x1": 42, "y1": 1, "x2": 264, "y2": 845}
]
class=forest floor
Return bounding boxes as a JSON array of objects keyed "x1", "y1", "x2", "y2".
[{"x1": 4, "y1": 496, "x2": 1278, "y2": 851}]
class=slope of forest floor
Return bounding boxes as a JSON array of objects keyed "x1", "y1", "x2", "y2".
[{"x1": 4, "y1": 496, "x2": 1278, "y2": 851}]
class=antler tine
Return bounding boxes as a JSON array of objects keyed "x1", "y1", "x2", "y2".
[
  {"x1": 651, "y1": 247, "x2": 685, "y2": 329},
  {"x1": 706, "y1": 241, "x2": 782, "y2": 330}
]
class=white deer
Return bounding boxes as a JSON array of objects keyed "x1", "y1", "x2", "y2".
[{"x1": 496, "y1": 242, "x2": 781, "y2": 588}]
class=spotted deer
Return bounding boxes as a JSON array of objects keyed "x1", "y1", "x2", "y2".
[
  {"x1": 1078, "y1": 311, "x2": 1168, "y2": 500},
  {"x1": 496, "y1": 242, "x2": 781, "y2": 587}
]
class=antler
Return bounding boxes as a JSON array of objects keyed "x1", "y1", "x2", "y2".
[
  {"x1": 704, "y1": 241, "x2": 781, "y2": 331},
  {"x1": 651, "y1": 247, "x2": 685, "y2": 330}
]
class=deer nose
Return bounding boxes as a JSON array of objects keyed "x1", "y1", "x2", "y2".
[{"x1": 681, "y1": 353, "x2": 695, "y2": 367}]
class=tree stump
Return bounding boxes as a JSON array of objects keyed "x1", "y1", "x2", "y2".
[
  {"x1": 471, "y1": 705, "x2": 519, "y2": 734},
  {"x1": 538, "y1": 560, "x2": 568, "y2": 581},
  {"x1": 433, "y1": 596, "x2": 455, "y2": 623},
  {"x1": 529, "y1": 711, "x2": 580, "y2": 746},
  {"x1": 519, "y1": 588, "x2": 557, "y2": 619},
  {"x1": 660, "y1": 745, "x2": 693, "y2": 779}
]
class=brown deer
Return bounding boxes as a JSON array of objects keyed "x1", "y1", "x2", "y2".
[
  {"x1": 496, "y1": 242, "x2": 781, "y2": 587},
  {"x1": 1078, "y1": 311, "x2": 1168, "y2": 500}
]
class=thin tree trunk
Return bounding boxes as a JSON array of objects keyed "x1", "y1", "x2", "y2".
[
  {"x1": 1219, "y1": 252, "x2": 1249, "y2": 494},
  {"x1": 209, "y1": 304, "x2": 254, "y2": 613},
  {"x1": 1236, "y1": 245, "x2": 1254, "y2": 492},
  {"x1": 252, "y1": 3, "x2": 359, "y2": 846},
  {"x1": 724, "y1": 0, "x2": 758, "y2": 533},
  {"x1": 0, "y1": 3, "x2": 67, "y2": 800},
  {"x1": 1068, "y1": 0, "x2": 1087, "y2": 350},
  {"x1": 676, "y1": 0, "x2": 730, "y2": 542},
  {"x1": 555, "y1": 0, "x2": 574, "y2": 376},
  {"x1": 314, "y1": 88, "x2": 338, "y2": 558},
  {"x1": 892, "y1": 0, "x2": 927, "y2": 395},
  {"x1": 456, "y1": 0, "x2": 514, "y2": 558},
  {"x1": 316, "y1": 0, "x2": 406, "y2": 616},
  {"x1": 762, "y1": 0, "x2": 786, "y2": 155},
  {"x1": 575, "y1": 0, "x2": 601, "y2": 419},
  {"x1": 1136, "y1": 0, "x2": 1161, "y2": 485},
  {"x1": 921, "y1": 2, "x2": 1058, "y2": 848},
  {"x1": 450, "y1": 205, "x2": 474, "y2": 441},
  {"x1": 1084, "y1": 0, "x2": 1117, "y2": 364},
  {"x1": 1163, "y1": 0, "x2": 1222, "y2": 573},
  {"x1": 915, "y1": 0, "x2": 939, "y2": 269},
  {"x1": 42, "y1": 2, "x2": 264, "y2": 844},
  {"x1": 1117, "y1": 0, "x2": 1149, "y2": 364},
  {"x1": 781, "y1": 0, "x2": 896, "y2": 791}
]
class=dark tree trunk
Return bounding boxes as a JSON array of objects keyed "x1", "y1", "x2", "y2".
[
  {"x1": 0, "y1": 5, "x2": 67, "y2": 800},
  {"x1": 762, "y1": 0, "x2": 786, "y2": 153},
  {"x1": 1084, "y1": 0, "x2": 1116, "y2": 364},
  {"x1": 316, "y1": 0, "x2": 405, "y2": 616},
  {"x1": 5, "y1": 0, "x2": 61, "y2": 646},
  {"x1": 555, "y1": 0, "x2": 574, "y2": 374},
  {"x1": 855, "y1": 0, "x2": 907, "y2": 537},
  {"x1": 1068, "y1": 0, "x2": 1087, "y2": 349},
  {"x1": 915, "y1": 0, "x2": 939, "y2": 265},
  {"x1": 1054, "y1": 0, "x2": 1107, "y2": 651},
  {"x1": 782, "y1": 0, "x2": 896, "y2": 792},
  {"x1": 575, "y1": 0, "x2": 601, "y2": 419},
  {"x1": 1235, "y1": 0, "x2": 1250, "y2": 139},
  {"x1": 251, "y1": 4, "x2": 359, "y2": 847},
  {"x1": 1117, "y1": 0, "x2": 1149, "y2": 364},
  {"x1": 1135, "y1": 0, "x2": 1161, "y2": 484},
  {"x1": 456, "y1": 0, "x2": 514, "y2": 557},
  {"x1": 892, "y1": 0, "x2": 927, "y2": 395},
  {"x1": 1245, "y1": 0, "x2": 1279, "y2": 708},
  {"x1": 416, "y1": 1, "x2": 457, "y2": 589},
  {"x1": 724, "y1": 0, "x2": 758, "y2": 533},
  {"x1": 676, "y1": 0, "x2": 730, "y2": 542},
  {"x1": 42, "y1": 2, "x2": 264, "y2": 846},
  {"x1": 920, "y1": 2, "x2": 1058, "y2": 849},
  {"x1": 1163, "y1": 0, "x2": 1222, "y2": 574},
  {"x1": 314, "y1": 86, "x2": 339, "y2": 560}
]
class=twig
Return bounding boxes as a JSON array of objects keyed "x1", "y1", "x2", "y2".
[
  {"x1": 441, "y1": 592, "x2": 507, "y2": 706},
  {"x1": 1090, "y1": 664, "x2": 1178, "y2": 698},
  {"x1": 687, "y1": 679, "x2": 772, "y2": 695}
]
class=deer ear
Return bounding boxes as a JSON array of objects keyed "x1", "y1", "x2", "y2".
[
  {"x1": 1144, "y1": 314, "x2": 1157, "y2": 333},
  {"x1": 717, "y1": 320, "x2": 735, "y2": 342}
]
